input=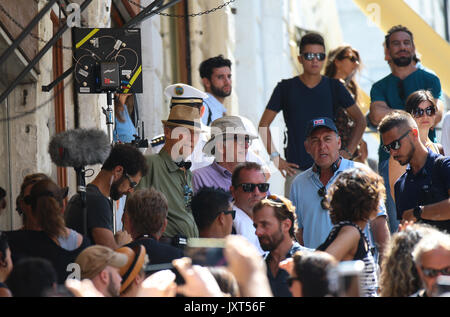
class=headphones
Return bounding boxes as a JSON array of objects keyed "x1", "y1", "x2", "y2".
[{"x1": 313, "y1": 156, "x2": 342, "y2": 175}]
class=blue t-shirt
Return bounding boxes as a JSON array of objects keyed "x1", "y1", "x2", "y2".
[
  {"x1": 290, "y1": 158, "x2": 387, "y2": 249},
  {"x1": 394, "y1": 149, "x2": 450, "y2": 233},
  {"x1": 266, "y1": 76, "x2": 354, "y2": 170},
  {"x1": 370, "y1": 68, "x2": 442, "y2": 163},
  {"x1": 113, "y1": 105, "x2": 136, "y2": 143}
]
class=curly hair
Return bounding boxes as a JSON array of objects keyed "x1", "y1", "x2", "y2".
[
  {"x1": 380, "y1": 224, "x2": 436, "y2": 297},
  {"x1": 324, "y1": 167, "x2": 386, "y2": 224},
  {"x1": 101, "y1": 143, "x2": 148, "y2": 177},
  {"x1": 199, "y1": 55, "x2": 232, "y2": 80}
]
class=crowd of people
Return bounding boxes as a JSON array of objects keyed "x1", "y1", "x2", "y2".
[{"x1": 0, "y1": 25, "x2": 450, "y2": 298}]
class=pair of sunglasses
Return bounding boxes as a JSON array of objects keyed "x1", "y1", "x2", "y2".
[
  {"x1": 382, "y1": 130, "x2": 411, "y2": 153},
  {"x1": 237, "y1": 183, "x2": 270, "y2": 193},
  {"x1": 341, "y1": 55, "x2": 359, "y2": 63},
  {"x1": 223, "y1": 134, "x2": 251, "y2": 145},
  {"x1": 218, "y1": 209, "x2": 236, "y2": 220},
  {"x1": 412, "y1": 106, "x2": 436, "y2": 118},
  {"x1": 317, "y1": 186, "x2": 328, "y2": 210},
  {"x1": 421, "y1": 266, "x2": 450, "y2": 278},
  {"x1": 302, "y1": 52, "x2": 326, "y2": 61},
  {"x1": 124, "y1": 172, "x2": 137, "y2": 189}
]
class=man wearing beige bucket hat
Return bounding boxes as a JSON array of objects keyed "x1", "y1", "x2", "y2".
[
  {"x1": 75, "y1": 245, "x2": 128, "y2": 297},
  {"x1": 192, "y1": 116, "x2": 259, "y2": 193},
  {"x1": 138, "y1": 85, "x2": 206, "y2": 244}
]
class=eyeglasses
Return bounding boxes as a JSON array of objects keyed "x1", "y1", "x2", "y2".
[
  {"x1": 124, "y1": 172, "x2": 137, "y2": 189},
  {"x1": 412, "y1": 106, "x2": 436, "y2": 118},
  {"x1": 382, "y1": 130, "x2": 411, "y2": 153},
  {"x1": 287, "y1": 276, "x2": 301, "y2": 287},
  {"x1": 421, "y1": 266, "x2": 450, "y2": 278},
  {"x1": 237, "y1": 183, "x2": 270, "y2": 193},
  {"x1": 341, "y1": 55, "x2": 359, "y2": 63},
  {"x1": 218, "y1": 209, "x2": 236, "y2": 220},
  {"x1": 223, "y1": 134, "x2": 251, "y2": 146},
  {"x1": 302, "y1": 52, "x2": 326, "y2": 61},
  {"x1": 318, "y1": 186, "x2": 328, "y2": 210}
]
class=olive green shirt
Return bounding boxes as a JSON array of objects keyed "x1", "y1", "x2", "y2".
[{"x1": 137, "y1": 148, "x2": 199, "y2": 238}]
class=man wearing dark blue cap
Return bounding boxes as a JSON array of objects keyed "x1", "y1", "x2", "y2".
[{"x1": 289, "y1": 117, "x2": 390, "y2": 264}]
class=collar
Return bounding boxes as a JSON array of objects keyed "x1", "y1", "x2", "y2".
[
  {"x1": 405, "y1": 148, "x2": 435, "y2": 177},
  {"x1": 159, "y1": 148, "x2": 182, "y2": 173},
  {"x1": 212, "y1": 161, "x2": 232, "y2": 176}
]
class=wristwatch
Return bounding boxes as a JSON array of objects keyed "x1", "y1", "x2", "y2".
[
  {"x1": 413, "y1": 205, "x2": 423, "y2": 220},
  {"x1": 269, "y1": 151, "x2": 280, "y2": 161}
]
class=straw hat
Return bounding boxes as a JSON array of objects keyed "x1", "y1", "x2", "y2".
[
  {"x1": 161, "y1": 105, "x2": 204, "y2": 132},
  {"x1": 115, "y1": 245, "x2": 147, "y2": 293}
]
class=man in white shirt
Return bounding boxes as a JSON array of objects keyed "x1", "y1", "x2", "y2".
[{"x1": 230, "y1": 162, "x2": 269, "y2": 255}]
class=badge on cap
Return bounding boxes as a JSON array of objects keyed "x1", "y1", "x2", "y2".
[
  {"x1": 314, "y1": 119, "x2": 324, "y2": 126},
  {"x1": 175, "y1": 85, "x2": 184, "y2": 96}
]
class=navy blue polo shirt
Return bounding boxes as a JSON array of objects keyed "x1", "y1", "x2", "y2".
[
  {"x1": 394, "y1": 149, "x2": 450, "y2": 232},
  {"x1": 266, "y1": 76, "x2": 354, "y2": 170}
]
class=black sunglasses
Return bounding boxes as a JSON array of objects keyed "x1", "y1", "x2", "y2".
[
  {"x1": 287, "y1": 276, "x2": 301, "y2": 287},
  {"x1": 124, "y1": 172, "x2": 137, "y2": 189},
  {"x1": 302, "y1": 52, "x2": 326, "y2": 61},
  {"x1": 382, "y1": 130, "x2": 411, "y2": 153},
  {"x1": 219, "y1": 209, "x2": 236, "y2": 220},
  {"x1": 412, "y1": 106, "x2": 436, "y2": 118},
  {"x1": 318, "y1": 186, "x2": 328, "y2": 210},
  {"x1": 238, "y1": 183, "x2": 270, "y2": 193},
  {"x1": 421, "y1": 266, "x2": 450, "y2": 278},
  {"x1": 341, "y1": 55, "x2": 359, "y2": 63}
]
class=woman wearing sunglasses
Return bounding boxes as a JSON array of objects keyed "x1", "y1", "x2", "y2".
[
  {"x1": 388, "y1": 90, "x2": 444, "y2": 203},
  {"x1": 325, "y1": 45, "x2": 368, "y2": 164}
]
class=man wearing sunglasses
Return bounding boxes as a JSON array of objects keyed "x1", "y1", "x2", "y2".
[
  {"x1": 259, "y1": 32, "x2": 365, "y2": 198},
  {"x1": 369, "y1": 25, "x2": 443, "y2": 233},
  {"x1": 379, "y1": 111, "x2": 450, "y2": 233},
  {"x1": 230, "y1": 162, "x2": 269, "y2": 255},
  {"x1": 290, "y1": 118, "x2": 389, "y2": 263},
  {"x1": 411, "y1": 229, "x2": 450, "y2": 297},
  {"x1": 65, "y1": 144, "x2": 148, "y2": 250}
]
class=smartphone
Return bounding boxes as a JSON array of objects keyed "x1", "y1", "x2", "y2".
[
  {"x1": 184, "y1": 238, "x2": 227, "y2": 267},
  {"x1": 328, "y1": 260, "x2": 364, "y2": 297}
]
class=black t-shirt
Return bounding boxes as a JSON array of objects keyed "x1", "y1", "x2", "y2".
[
  {"x1": 4, "y1": 230, "x2": 91, "y2": 284},
  {"x1": 266, "y1": 76, "x2": 354, "y2": 170},
  {"x1": 65, "y1": 184, "x2": 113, "y2": 243},
  {"x1": 126, "y1": 237, "x2": 184, "y2": 265}
]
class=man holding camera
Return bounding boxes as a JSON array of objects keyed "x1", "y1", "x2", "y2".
[{"x1": 379, "y1": 110, "x2": 450, "y2": 232}]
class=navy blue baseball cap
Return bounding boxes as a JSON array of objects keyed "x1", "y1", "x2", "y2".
[{"x1": 305, "y1": 117, "x2": 338, "y2": 137}]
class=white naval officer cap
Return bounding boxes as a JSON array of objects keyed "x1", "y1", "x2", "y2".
[{"x1": 164, "y1": 83, "x2": 209, "y2": 108}]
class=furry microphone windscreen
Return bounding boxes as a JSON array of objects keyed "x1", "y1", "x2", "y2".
[{"x1": 48, "y1": 129, "x2": 111, "y2": 167}]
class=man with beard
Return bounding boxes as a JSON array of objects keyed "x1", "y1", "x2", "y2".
[
  {"x1": 253, "y1": 194, "x2": 311, "y2": 297},
  {"x1": 379, "y1": 110, "x2": 450, "y2": 233},
  {"x1": 199, "y1": 55, "x2": 231, "y2": 126},
  {"x1": 65, "y1": 144, "x2": 148, "y2": 249},
  {"x1": 75, "y1": 245, "x2": 127, "y2": 297},
  {"x1": 369, "y1": 25, "x2": 443, "y2": 233}
]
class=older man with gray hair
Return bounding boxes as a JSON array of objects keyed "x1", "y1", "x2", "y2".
[{"x1": 411, "y1": 229, "x2": 450, "y2": 297}]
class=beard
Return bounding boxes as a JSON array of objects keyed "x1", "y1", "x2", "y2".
[
  {"x1": 392, "y1": 55, "x2": 413, "y2": 67},
  {"x1": 110, "y1": 178, "x2": 125, "y2": 201},
  {"x1": 210, "y1": 83, "x2": 231, "y2": 98},
  {"x1": 259, "y1": 228, "x2": 284, "y2": 252},
  {"x1": 395, "y1": 143, "x2": 415, "y2": 166}
]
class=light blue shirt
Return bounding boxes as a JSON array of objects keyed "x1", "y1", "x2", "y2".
[
  {"x1": 202, "y1": 93, "x2": 227, "y2": 126},
  {"x1": 290, "y1": 159, "x2": 387, "y2": 249},
  {"x1": 113, "y1": 105, "x2": 136, "y2": 143}
]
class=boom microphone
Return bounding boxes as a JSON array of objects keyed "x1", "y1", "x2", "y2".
[{"x1": 48, "y1": 128, "x2": 111, "y2": 167}]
